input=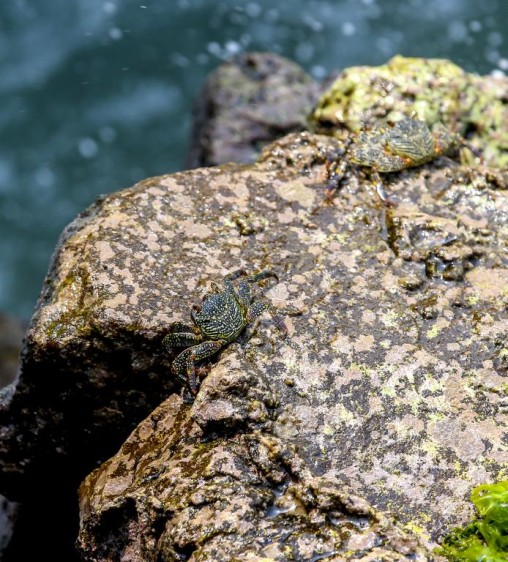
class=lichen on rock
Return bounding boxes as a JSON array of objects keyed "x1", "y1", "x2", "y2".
[
  {"x1": 1, "y1": 54, "x2": 508, "y2": 561},
  {"x1": 309, "y1": 55, "x2": 508, "y2": 167},
  {"x1": 72, "y1": 127, "x2": 507, "y2": 560},
  {"x1": 78, "y1": 374, "x2": 437, "y2": 561}
]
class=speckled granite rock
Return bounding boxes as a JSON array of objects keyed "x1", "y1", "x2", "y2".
[
  {"x1": 79, "y1": 388, "x2": 435, "y2": 561},
  {"x1": 0, "y1": 201, "x2": 179, "y2": 503},
  {"x1": 2, "y1": 55, "x2": 508, "y2": 559},
  {"x1": 185, "y1": 51, "x2": 323, "y2": 168},
  {"x1": 66, "y1": 130, "x2": 508, "y2": 560}
]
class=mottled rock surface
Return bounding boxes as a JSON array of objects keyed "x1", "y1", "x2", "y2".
[
  {"x1": 2, "y1": 54, "x2": 508, "y2": 560},
  {"x1": 0, "y1": 200, "x2": 178, "y2": 502},
  {"x1": 310, "y1": 55, "x2": 508, "y2": 167},
  {"x1": 185, "y1": 51, "x2": 322, "y2": 168},
  {"x1": 68, "y1": 131, "x2": 506, "y2": 560},
  {"x1": 79, "y1": 390, "x2": 435, "y2": 561}
]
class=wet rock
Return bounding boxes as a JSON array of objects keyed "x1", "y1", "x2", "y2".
[
  {"x1": 310, "y1": 55, "x2": 508, "y2": 167},
  {"x1": 2, "y1": 55, "x2": 508, "y2": 560},
  {"x1": 185, "y1": 51, "x2": 322, "y2": 168},
  {"x1": 67, "y1": 129, "x2": 505, "y2": 560}
]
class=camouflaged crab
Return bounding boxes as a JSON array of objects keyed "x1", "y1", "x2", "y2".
[
  {"x1": 163, "y1": 269, "x2": 288, "y2": 394},
  {"x1": 347, "y1": 117, "x2": 458, "y2": 172},
  {"x1": 325, "y1": 117, "x2": 460, "y2": 204}
]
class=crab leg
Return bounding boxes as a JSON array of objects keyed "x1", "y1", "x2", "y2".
[
  {"x1": 224, "y1": 269, "x2": 279, "y2": 284},
  {"x1": 171, "y1": 340, "x2": 226, "y2": 394},
  {"x1": 369, "y1": 171, "x2": 397, "y2": 207},
  {"x1": 224, "y1": 269, "x2": 248, "y2": 282},
  {"x1": 245, "y1": 300, "x2": 288, "y2": 338},
  {"x1": 246, "y1": 270, "x2": 278, "y2": 284},
  {"x1": 163, "y1": 332, "x2": 202, "y2": 349}
]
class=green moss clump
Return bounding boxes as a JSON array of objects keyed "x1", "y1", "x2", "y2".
[{"x1": 438, "y1": 480, "x2": 508, "y2": 561}]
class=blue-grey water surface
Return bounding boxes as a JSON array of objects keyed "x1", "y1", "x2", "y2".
[{"x1": 1, "y1": 0, "x2": 507, "y2": 319}]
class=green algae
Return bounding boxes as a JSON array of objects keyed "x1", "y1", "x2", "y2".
[
  {"x1": 43, "y1": 269, "x2": 95, "y2": 342},
  {"x1": 438, "y1": 480, "x2": 508, "y2": 561}
]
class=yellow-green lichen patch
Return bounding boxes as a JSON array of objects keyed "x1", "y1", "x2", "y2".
[
  {"x1": 39, "y1": 266, "x2": 96, "y2": 343},
  {"x1": 310, "y1": 56, "x2": 468, "y2": 133},
  {"x1": 309, "y1": 55, "x2": 508, "y2": 167}
]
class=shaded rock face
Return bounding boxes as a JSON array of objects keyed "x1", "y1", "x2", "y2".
[
  {"x1": 0, "y1": 311, "x2": 26, "y2": 557},
  {"x1": 67, "y1": 131, "x2": 506, "y2": 560},
  {"x1": 0, "y1": 313, "x2": 24, "y2": 389},
  {"x1": 185, "y1": 51, "x2": 323, "y2": 168},
  {"x1": 0, "y1": 495, "x2": 17, "y2": 555}
]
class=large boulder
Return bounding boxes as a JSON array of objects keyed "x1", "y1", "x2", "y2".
[
  {"x1": 1, "y1": 54, "x2": 507, "y2": 560},
  {"x1": 74, "y1": 132, "x2": 507, "y2": 560},
  {"x1": 185, "y1": 51, "x2": 322, "y2": 168}
]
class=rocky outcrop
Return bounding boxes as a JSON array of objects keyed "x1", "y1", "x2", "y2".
[
  {"x1": 1, "y1": 55, "x2": 507, "y2": 560},
  {"x1": 79, "y1": 388, "x2": 435, "y2": 561},
  {"x1": 310, "y1": 55, "x2": 508, "y2": 168},
  {"x1": 73, "y1": 132, "x2": 507, "y2": 560},
  {"x1": 185, "y1": 51, "x2": 322, "y2": 168}
]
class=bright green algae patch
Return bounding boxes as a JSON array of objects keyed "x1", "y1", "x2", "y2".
[
  {"x1": 438, "y1": 481, "x2": 508, "y2": 561},
  {"x1": 309, "y1": 55, "x2": 508, "y2": 167}
]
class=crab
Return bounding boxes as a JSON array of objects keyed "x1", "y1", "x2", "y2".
[
  {"x1": 163, "y1": 269, "x2": 288, "y2": 394},
  {"x1": 325, "y1": 117, "x2": 459, "y2": 204},
  {"x1": 347, "y1": 117, "x2": 458, "y2": 172}
]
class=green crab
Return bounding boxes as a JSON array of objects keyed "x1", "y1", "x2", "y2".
[
  {"x1": 163, "y1": 269, "x2": 288, "y2": 394},
  {"x1": 325, "y1": 117, "x2": 459, "y2": 204},
  {"x1": 347, "y1": 117, "x2": 458, "y2": 172}
]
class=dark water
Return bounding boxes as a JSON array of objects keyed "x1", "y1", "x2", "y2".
[{"x1": 1, "y1": 0, "x2": 507, "y2": 319}]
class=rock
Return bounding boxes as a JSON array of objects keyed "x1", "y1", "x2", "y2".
[
  {"x1": 0, "y1": 495, "x2": 17, "y2": 556},
  {"x1": 2, "y1": 55, "x2": 508, "y2": 559},
  {"x1": 0, "y1": 313, "x2": 24, "y2": 389},
  {"x1": 310, "y1": 55, "x2": 508, "y2": 167},
  {"x1": 0, "y1": 314, "x2": 24, "y2": 558},
  {"x1": 79, "y1": 385, "x2": 436, "y2": 561},
  {"x1": 68, "y1": 128, "x2": 506, "y2": 559},
  {"x1": 0, "y1": 198, "x2": 179, "y2": 502},
  {"x1": 185, "y1": 51, "x2": 322, "y2": 168}
]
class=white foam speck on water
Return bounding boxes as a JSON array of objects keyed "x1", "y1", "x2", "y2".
[{"x1": 78, "y1": 138, "x2": 99, "y2": 159}]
